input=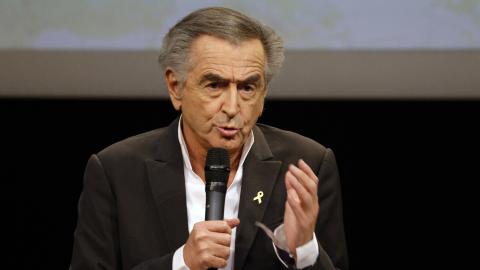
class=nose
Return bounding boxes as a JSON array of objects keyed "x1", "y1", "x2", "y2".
[{"x1": 222, "y1": 84, "x2": 240, "y2": 117}]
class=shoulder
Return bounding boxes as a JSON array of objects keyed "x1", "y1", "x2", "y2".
[
  {"x1": 255, "y1": 123, "x2": 329, "y2": 166},
  {"x1": 96, "y1": 126, "x2": 169, "y2": 163},
  {"x1": 256, "y1": 123, "x2": 327, "y2": 153}
]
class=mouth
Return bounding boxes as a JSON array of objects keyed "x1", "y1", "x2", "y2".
[{"x1": 217, "y1": 126, "x2": 240, "y2": 138}]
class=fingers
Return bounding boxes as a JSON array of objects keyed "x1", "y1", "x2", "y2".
[
  {"x1": 210, "y1": 256, "x2": 228, "y2": 268},
  {"x1": 286, "y1": 171, "x2": 314, "y2": 211},
  {"x1": 285, "y1": 171, "x2": 304, "y2": 203},
  {"x1": 205, "y1": 220, "x2": 233, "y2": 233},
  {"x1": 207, "y1": 256, "x2": 228, "y2": 269},
  {"x1": 288, "y1": 160, "x2": 318, "y2": 196},
  {"x1": 284, "y1": 159, "x2": 319, "y2": 220},
  {"x1": 286, "y1": 188, "x2": 308, "y2": 220},
  {"x1": 209, "y1": 242, "x2": 231, "y2": 260},
  {"x1": 298, "y1": 159, "x2": 319, "y2": 184},
  {"x1": 194, "y1": 242, "x2": 230, "y2": 269},
  {"x1": 225, "y1": 218, "x2": 240, "y2": 228},
  {"x1": 184, "y1": 220, "x2": 236, "y2": 269},
  {"x1": 196, "y1": 221, "x2": 233, "y2": 246}
]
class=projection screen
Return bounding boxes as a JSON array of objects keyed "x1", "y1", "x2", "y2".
[{"x1": 1, "y1": 0, "x2": 479, "y2": 99}]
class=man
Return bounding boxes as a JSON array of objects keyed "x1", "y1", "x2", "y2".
[{"x1": 71, "y1": 7, "x2": 348, "y2": 270}]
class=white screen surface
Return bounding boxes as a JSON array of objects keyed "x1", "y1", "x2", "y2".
[
  {"x1": 1, "y1": 0, "x2": 479, "y2": 99},
  {"x1": 1, "y1": 0, "x2": 479, "y2": 50}
]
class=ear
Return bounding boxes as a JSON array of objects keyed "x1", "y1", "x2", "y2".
[
  {"x1": 257, "y1": 87, "x2": 267, "y2": 118},
  {"x1": 262, "y1": 86, "x2": 269, "y2": 98},
  {"x1": 165, "y1": 68, "x2": 183, "y2": 111}
]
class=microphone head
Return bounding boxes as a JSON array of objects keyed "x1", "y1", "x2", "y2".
[{"x1": 205, "y1": 148, "x2": 230, "y2": 184}]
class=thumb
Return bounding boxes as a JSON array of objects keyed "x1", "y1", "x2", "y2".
[{"x1": 225, "y1": 218, "x2": 240, "y2": 228}]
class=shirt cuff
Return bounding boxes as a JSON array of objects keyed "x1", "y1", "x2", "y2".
[
  {"x1": 273, "y1": 224, "x2": 319, "y2": 269},
  {"x1": 172, "y1": 244, "x2": 190, "y2": 270},
  {"x1": 295, "y1": 234, "x2": 319, "y2": 269}
]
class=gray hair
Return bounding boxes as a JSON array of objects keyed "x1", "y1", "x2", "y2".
[{"x1": 158, "y1": 7, "x2": 284, "y2": 86}]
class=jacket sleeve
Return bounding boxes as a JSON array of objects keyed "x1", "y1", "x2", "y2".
[
  {"x1": 310, "y1": 148, "x2": 349, "y2": 270},
  {"x1": 70, "y1": 154, "x2": 175, "y2": 270}
]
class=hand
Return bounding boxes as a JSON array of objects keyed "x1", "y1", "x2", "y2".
[
  {"x1": 183, "y1": 218, "x2": 240, "y2": 270},
  {"x1": 283, "y1": 159, "x2": 319, "y2": 257}
]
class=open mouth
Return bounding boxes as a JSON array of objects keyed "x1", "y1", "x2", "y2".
[{"x1": 217, "y1": 126, "x2": 240, "y2": 137}]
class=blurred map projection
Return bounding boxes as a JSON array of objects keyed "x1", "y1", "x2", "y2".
[{"x1": 1, "y1": 0, "x2": 479, "y2": 50}]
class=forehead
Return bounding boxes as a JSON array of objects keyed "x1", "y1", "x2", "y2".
[{"x1": 188, "y1": 35, "x2": 266, "y2": 80}]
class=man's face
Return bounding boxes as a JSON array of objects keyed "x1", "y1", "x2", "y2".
[{"x1": 169, "y1": 35, "x2": 267, "y2": 156}]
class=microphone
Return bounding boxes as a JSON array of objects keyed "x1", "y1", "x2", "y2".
[{"x1": 205, "y1": 148, "x2": 230, "y2": 221}]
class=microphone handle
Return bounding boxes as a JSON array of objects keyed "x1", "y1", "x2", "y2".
[
  {"x1": 205, "y1": 190, "x2": 225, "y2": 221},
  {"x1": 205, "y1": 190, "x2": 226, "y2": 270}
]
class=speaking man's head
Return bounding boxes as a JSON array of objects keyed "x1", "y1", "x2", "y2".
[{"x1": 159, "y1": 7, "x2": 285, "y2": 157}]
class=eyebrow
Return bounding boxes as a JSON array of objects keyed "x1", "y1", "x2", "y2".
[
  {"x1": 199, "y1": 73, "x2": 229, "y2": 85},
  {"x1": 240, "y1": 74, "x2": 262, "y2": 86},
  {"x1": 199, "y1": 73, "x2": 262, "y2": 85}
]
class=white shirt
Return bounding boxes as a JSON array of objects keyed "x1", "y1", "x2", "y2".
[{"x1": 172, "y1": 119, "x2": 318, "y2": 269}]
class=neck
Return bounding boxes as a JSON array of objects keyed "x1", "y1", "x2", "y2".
[
  {"x1": 188, "y1": 144, "x2": 241, "y2": 188},
  {"x1": 180, "y1": 118, "x2": 246, "y2": 187}
]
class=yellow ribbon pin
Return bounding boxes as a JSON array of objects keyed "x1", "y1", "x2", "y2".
[{"x1": 253, "y1": 191, "x2": 264, "y2": 204}]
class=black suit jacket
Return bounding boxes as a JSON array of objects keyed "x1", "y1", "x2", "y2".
[{"x1": 71, "y1": 118, "x2": 348, "y2": 270}]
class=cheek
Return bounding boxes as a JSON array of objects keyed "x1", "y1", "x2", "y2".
[
  {"x1": 243, "y1": 99, "x2": 264, "y2": 124},
  {"x1": 203, "y1": 100, "x2": 224, "y2": 122},
  {"x1": 184, "y1": 92, "x2": 219, "y2": 119},
  {"x1": 188, "y1": 100, "x2": 225, "y2": 136},
  {"x1": 252, "y1": 97, "x2": 265, "y2": 116}
]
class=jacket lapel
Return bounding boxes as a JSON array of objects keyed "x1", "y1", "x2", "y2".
[
  {"x1": 234, "y1": 126, "x2": 282, "y2": 270},
  {"x1": 146, "y1": 118, "x2": 189, "y2": 251}
]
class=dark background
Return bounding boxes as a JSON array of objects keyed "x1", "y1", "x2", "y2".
[{"x1": 9, "y1": 98, "x2": 479, "y2": 269}]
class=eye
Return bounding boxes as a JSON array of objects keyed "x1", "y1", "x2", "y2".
[
  {"x1": 239, "y1": 84, "x2": 255, "y2": 92},
  {"x1": 206, "y1": 82, "x2": 219, "y2": 89}
]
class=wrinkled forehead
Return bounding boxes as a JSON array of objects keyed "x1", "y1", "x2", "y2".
[{"x1": 187, "y1": 35, "x2": 266, "y2": 80}]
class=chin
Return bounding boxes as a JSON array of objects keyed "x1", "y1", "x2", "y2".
[{"x1": 216, "y1": 138, "x2": 242, "y2": 150}]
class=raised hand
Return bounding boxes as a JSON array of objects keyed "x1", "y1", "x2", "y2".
[{"x1": 283, "y1": 159, "x2": 319, "y2": 256}]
